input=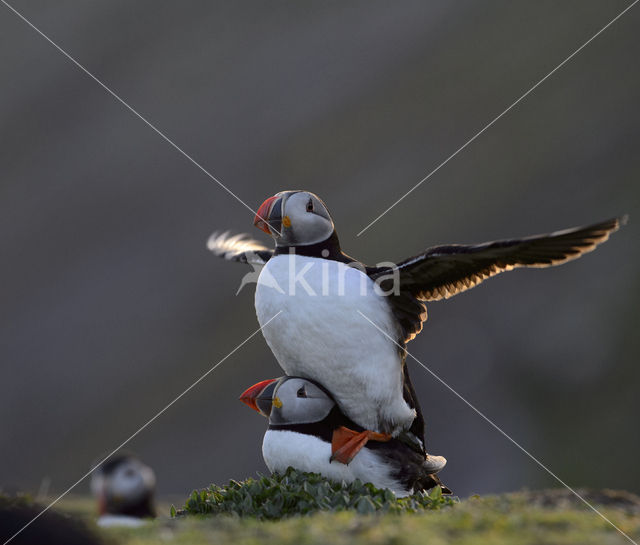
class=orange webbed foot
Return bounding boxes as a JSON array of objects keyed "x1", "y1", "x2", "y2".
[{"x1": 330, "y1": 426, "x2": 392, "y2": 465}]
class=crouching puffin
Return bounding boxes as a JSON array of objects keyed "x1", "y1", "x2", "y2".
[
  {"x1": 209, "y1": 190, "x2": 624, "y2": 458},
  {"x1": 90, "y1": 454, "x2": 156, "y2": 527},
  {"x1": 240, "y1": 376, "x2": 450, "y2": 497}
]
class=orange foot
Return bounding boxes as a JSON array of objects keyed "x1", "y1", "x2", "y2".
[{"x1": 330, "y1": 426, "x2": 392, "y2": 465}]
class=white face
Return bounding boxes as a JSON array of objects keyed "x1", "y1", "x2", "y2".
[
  {"x1": 269, "y1": 377, "x2": 335, "y2": 425},
  {"x1": 92, "y1": 459, "x2": 155, "y2": 505},
  {"x1": 263, "y1": 191, "x2": 335, "y2": 246}
]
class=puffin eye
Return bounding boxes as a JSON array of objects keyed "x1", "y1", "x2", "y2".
[
  {"x1": 306, "y1": 198, "x2": 314, "y2": 213},
  {"x1": 297, "y1": 386, "x2": 307, "y2": 398}
]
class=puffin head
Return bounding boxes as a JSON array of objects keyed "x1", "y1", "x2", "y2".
[
  {"x1": 254, "y1": 191, "x2": 334, "y2": 247},
  {"x1": 240, "y1": 376, "x2": 335, "y2": 425},
  {"x1": 90, "y1": 454, "x2": 156, "y2": 517}
]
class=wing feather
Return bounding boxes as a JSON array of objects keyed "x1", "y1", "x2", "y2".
[
  {"x1": 207, "y1": 231, "x2": 273, "y2": 265},
  {"x1": 389, "y1": 216, "x2": 625, "y2": 302},
  {"x1": 370, "y1": 217, "x2": 624, "y2": 343}
]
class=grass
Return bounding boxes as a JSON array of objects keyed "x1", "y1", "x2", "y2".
[
  {"x1": 12, "y1": 477, "x2": 640, "y2": 545},
  {"x1": 92, "y1": 491, "x2": 640, "y2": 545}
]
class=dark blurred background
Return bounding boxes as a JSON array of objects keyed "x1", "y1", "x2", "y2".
[{"x1": 1, "y1": 1, "x2": 638, "y2": 500}]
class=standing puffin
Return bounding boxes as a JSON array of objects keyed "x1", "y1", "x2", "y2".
[
  {"x1": 239, "y1": 376, "x2": 450, "y2": 497},
  {"x1": 90, "y1": 454, "x2": 156, "y2": 527},
  {"x1": 209, "y1": 190, "x2": 624, "y2": 460}
]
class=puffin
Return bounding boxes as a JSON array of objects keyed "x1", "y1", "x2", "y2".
[
  {"x1": 239, "y1": 375, "x2": 450, "y2": 497},
  {"x1": 209, "y1": 190, "x2": 624, "y2": 462},
  {"x1": 90, "y1": 454, "x2": 156, "y2": 527}
]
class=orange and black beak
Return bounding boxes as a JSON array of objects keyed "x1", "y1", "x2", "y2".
[
  {"x1": 254, "y1": 195, "x2": 282, "y2": 235},
  {"x1": 239, "y1": 378, "x2": 278, "y2": 417}
]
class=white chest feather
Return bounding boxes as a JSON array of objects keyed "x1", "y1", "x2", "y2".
[
  {"x1": 96, "y1": 515, "x2": 147, "y2": 528},
  {"x1": 262, "y1": 430, "x2": 410, "y2": 496},
  {"x1": 255, "y1": 255, "x2": 414, "y2": 432}
]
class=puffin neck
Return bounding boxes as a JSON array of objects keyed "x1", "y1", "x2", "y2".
[{"x1": 273, "y1": 231, "x2": 355, "y2": 263}]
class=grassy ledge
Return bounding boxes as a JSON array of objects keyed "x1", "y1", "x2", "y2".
[
  {"x1": 9, "y1": 487, "x2": 640, "y2": 545},
  {"x1": 110, "y1": 488, "x2": 640, "y2": 545}
]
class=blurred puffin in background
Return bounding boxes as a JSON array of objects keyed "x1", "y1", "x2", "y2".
[
  {"x1": 210, "y1": 190, "x2": 624, "y2": 462},
  {"x1": 240, "y1": 376, "x2": 451, "y2": 497},
  {"x1": 90, "y1": 454, "x2": 156, "y2": 527}
]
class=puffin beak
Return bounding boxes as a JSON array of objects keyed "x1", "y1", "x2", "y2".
[
  {"x1": 254, "y1": 195, "x2": 280, "y2": 235},
  {"x1": 239, "y1": 378, "x2": 277, "y2": 414}
]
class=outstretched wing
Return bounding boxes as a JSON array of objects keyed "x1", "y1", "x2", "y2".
[
  {"x1": 369, "y1": 216, "x2": 625, "y2": 343},
  {"x1": 207, "y1": 231, "x2": 273, "y2": 265},
  {"x1": 382, "y1": 216, "x2": 625, "y2": 302}
]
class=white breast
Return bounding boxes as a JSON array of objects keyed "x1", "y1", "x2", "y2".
[
  {"x1": 255, "y1": 254, "x2": 415, "y2": 433},
  {"x1": 96, "y1": 515, "x2": 147, "y2": 528},
  {"x1": 262, "y1": 429, "x2": 410, "y2": 496}
]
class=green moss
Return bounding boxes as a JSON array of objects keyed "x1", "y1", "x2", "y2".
[{"x1": 176, "y1": 467, "x2": 455, "y2": 519}]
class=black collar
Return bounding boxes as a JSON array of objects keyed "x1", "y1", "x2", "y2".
[
  {"x1": 273, "y1": 231, "x2": 357, "y2": 264},
  {"x1": 268, "y1": 406, "x2": 422, "y2": 458},
  {"x1": 268, "y1": 406, "x2": 363, "y2": 443}
]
